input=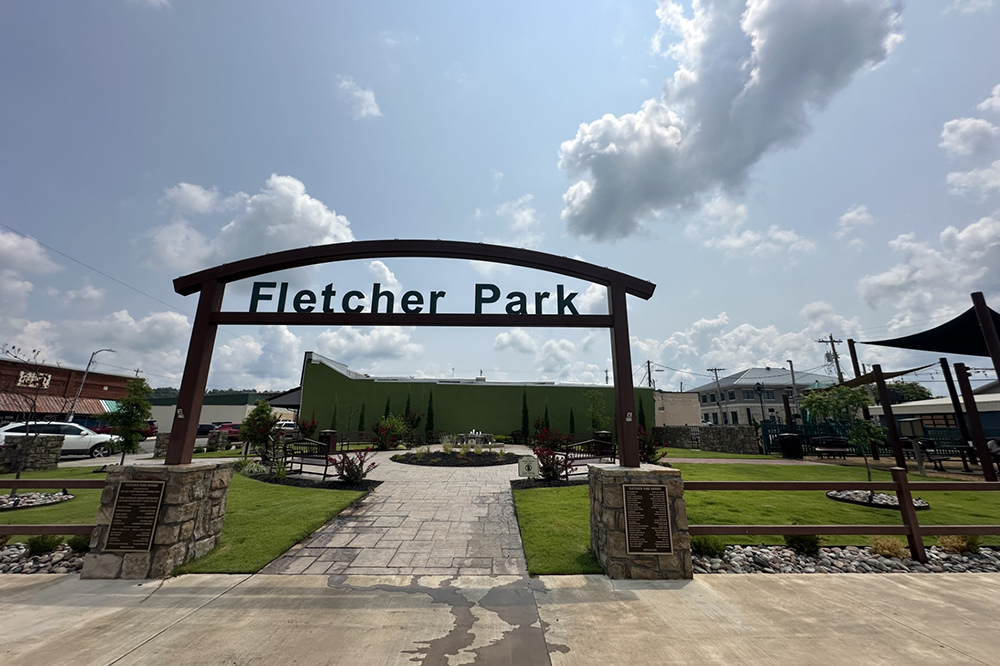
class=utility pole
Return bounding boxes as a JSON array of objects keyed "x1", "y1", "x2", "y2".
[
  {"x1": 646, "y1": 360, "x2": 653, "y2": 388},
  {"x1": 817, "y1": 334, "x2": 844, "y2": 383},
  {"x1": 786, "y1": 360, "x2": 798, "y2": 399},
  {"x1": 707, "y1": 367, "x2": 727, "y2": 425},
  {"x1": 66, "y1": 348, "x2": 115, "y2": 421},
  {"x1": 605, "y1": 368, "x2": 609, "y2": 385}
]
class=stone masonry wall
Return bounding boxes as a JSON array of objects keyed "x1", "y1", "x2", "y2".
[
  {"x1": 81, "y1": 461, "x2": 234, "y2": 579},
  {"x1": 697, "y1": 425, "x2": 759, "y2": 455},
  {"x1": 153, "y1": 432, "x2": 170, "y2": 458},
  {"x1": 653, "y1": 426, "x2": 694, "y2": 449},
  {"x1": 589, "y1": 463, "x2": 692, "y2": 580},
  {"x1": 0, "y1": 435, "x2": 63, "y2": 472}
]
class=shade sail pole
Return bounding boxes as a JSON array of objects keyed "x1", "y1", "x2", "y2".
[
  {"x1": 873, "y1": 364, "x2": 907, "y2": 469},
  {"x1": 955, "y1": 362, "x2": 998, "y2": 482},
  {"x1": 972, "y1": 292, "x2": 1000, "y2": 380},
  {"x1": 848, "y1": 338, "x2": 878, "y2": 460},
  {"x1": 940, "y1": 358, "x2": 972, "y2": 443}
]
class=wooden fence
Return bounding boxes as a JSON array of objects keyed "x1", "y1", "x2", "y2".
[
  {"x1": 0, "y1": 478, "x2": 105, "y2": 536},
  {"x1": 686, "y1": 468, "x2": 1000, "y2": 562}
]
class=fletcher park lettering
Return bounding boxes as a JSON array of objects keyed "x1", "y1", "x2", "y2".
[{"x1": 249, "y1": 282, "x2": 580, "y2": 315}]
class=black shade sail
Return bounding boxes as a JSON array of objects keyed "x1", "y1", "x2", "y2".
[
  {"x1": 836, "y1": 363, "x2": 936, "y2": 389},
  {"x1": 862, "y1": 306, "x2": 1000, "y2": 357}
]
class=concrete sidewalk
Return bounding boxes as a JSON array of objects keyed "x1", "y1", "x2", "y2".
[{"x1": 2, "y1": 572, "x2": 999, "y2": 666}]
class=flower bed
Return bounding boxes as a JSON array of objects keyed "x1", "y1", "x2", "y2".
[
  {"x1": 0, "y1": 492, "x2": 74, "y2": 512},
  {"x1": 391, "y1": 451, "x2": 519, "y2": 467},
  {"x1": 826, "y1": 489, "x2": 930, "y2": 510}
]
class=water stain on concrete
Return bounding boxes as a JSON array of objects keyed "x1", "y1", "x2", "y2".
[{"x1": 328, "y1": 574, "x2": 556, "y2": 666}]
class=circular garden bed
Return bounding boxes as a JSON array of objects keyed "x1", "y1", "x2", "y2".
[
  {"x1": 0, "y1": 492, "x2": 75, "y2": 512},
  {"x1": 391, "y1": 451, "x2": 519, "y2": 467},
  {"x1": 826, "y1": 489, "x2": 930, "y2": 510},
  {"x1": 243, "y1": 473, "x2": 382, "y2": 493}
]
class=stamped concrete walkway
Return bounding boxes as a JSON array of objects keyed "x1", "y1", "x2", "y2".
[{"x1": 261, "y1": 450, "x2": 528, "y2": 577}]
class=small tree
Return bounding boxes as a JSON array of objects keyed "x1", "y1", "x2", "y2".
[
  {"x1": 357, "y1": 401, "x2": 366, "y2": 432},
  {"x1": 637, "y1": 398, "x2": 647, "y2": 433},
  {"x1": 887, "y1": 381, "x2": 934, "y2": 403},
  {"x1": 104, "y1": 377, "x2": 153, "y2": 465},
  {"x1": 584, "y1": 389, "x2": 611, "y2": 432},
  {"x1": 543, "y1": 404, "x2": 550, "y2": 431},
  {"x1": 425, "y1": 392, "x2": 435, "y2": 433},
  {"x1": 242, "y1": 399, "x2": 279, "y2": 464},
  {"x1": 384, "y1": 396, "x2": 391, "y2": 419},
  {"x1": 521, "y1": 391, "x2": 530, "y2": 436},
  {"x1": 568, "y1": 407, "x2": 576, "y2": 434},
  {"x1": 299, "y1": 409, "x2": 319, "y2": 439},
  {"x1": 371, "y1": 415, "x2": 408, "y2": 451},
  {"x1": 330, "y1": 395, "x2": 339, "y2": 431}
]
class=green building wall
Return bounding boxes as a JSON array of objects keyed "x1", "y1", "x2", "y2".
[{"x1": 299, "y1": 357, "x2": 655, "y2": 439}]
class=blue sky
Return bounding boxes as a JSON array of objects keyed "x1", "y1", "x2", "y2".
[{"x1": 2, "y1": 0, "x2": 1000, "y2": 394}]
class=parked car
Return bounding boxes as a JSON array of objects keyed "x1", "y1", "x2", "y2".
[
  {"x1": 0, "y1": 421, "x2": 120, "y2": 458},
  {"x1": 215, "y1": 422, "x2": 242, "y2": 438},
  {"x1": 196, "y1": 423, "x2": 215, "y2": 436},
  {"x1": 275, "y1": 420, "x2": 298, "y2": 433},
  {"x1": 91, "y1": 419, "x2": 158, "y2": 440}
]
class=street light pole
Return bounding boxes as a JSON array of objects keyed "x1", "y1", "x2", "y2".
[{"x1": 66, "y1": 348, "x2": 115, "y2": 421}]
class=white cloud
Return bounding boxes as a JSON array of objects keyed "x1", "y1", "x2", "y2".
[
  {"x1": 161, "y1": 183, "x2": 246, "y2": 215},
  {"x1": 0, "y1": 270, "x2": 33, "y2": 316},
  {"x1": 835, "y1": 204, "x2": 876, "y2": 238},
  {"x1": 366, "y1": 261, "x2": 401, "y2": 297},
  {"x1": 978, "y1": 84, "x2": 1000, "y2": 114},
  {"x1": 939, "y1": 118, "x2": 999, "y2": 155},
  {"x1": 494, "y1": 328, "x2": 537, "y2": 354},
  {"x1": 858, "y1": 213, "x2": 1000, "y2": 326},
  {"x1": 62, "y1": 278, "x2": 106, "y2": 306},
  {"x1": 558, "y1": 0, "x2": 903, "y2": 240},
  {"x1": 148, "y1": 174, "x2": 355, "y2": 272},
  {"x1": 337, "y1": 75, "x2": 383, "y2": 119},
  {"x1": 316, "y1": 326, "x2": 422, "y2": 362},
  {"x1": 0, "y1": 230, "x2": 60, "y2": 274},
  {"x1": 947, "y1": 0, "x2": 993, "y2": 13},
  {"x1": 491, "y1": 170, "x2": 504, "y2": 195},
  {"x1": 127, "y1": 0, "x2": 171, "y2": 8},
  {"x1": 212, "y1": 325, "x2": 302, "y2": 389},
  {"x1": 473, "y1": 194, "x2": 545, "y2": 275},
  {"x1": 578, "y1": 284, "x2": 608, "y2": 314},
  {"x1": 947, "y1": 159, "x2": 1000, "y2": 198},
  {"x1": 685, "y1": 197, "x2": 816, "y2": 256}
]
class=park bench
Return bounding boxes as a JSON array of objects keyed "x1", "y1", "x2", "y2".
[
  {"x1": 811, "y1": 436, "x2": 850, "y2": 460},
  {"x1": 281, "y1": 437, "x2": 336, "y2": 479},
  {"x1": 902, "y1": 438, "x2": 951, "y2": 472},
  {"x1": 338, "y1": 430, "x2": 372, "y2": 450},
  {"x1": 560, "y1": 438, "x2": 618, "y2": 479}
]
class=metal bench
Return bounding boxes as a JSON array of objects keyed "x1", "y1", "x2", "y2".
[
  {"x1": 560, "y1": 438, "x2": 618, "y2": 479},
  {"x1": 812, "y1": 436, "x2": 850, "y2": 460},
  {"x1": 281, "y1": 438, "x2": 336, "y2": 479}
]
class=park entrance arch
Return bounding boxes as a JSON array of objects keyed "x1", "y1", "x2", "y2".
[{"x1": 165, "y1": 240, "x2": 656, "y2": 467}]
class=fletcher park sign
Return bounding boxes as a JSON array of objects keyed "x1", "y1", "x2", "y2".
[
  {"x1": 165, "y1": 239, "x2": 655, "y2": 467},
  {"x1": 248, "y1": 281, "x2": 581, "y2": 316}
]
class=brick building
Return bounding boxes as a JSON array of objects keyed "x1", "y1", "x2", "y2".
[{"x1": 0, "y1": 358, "x2": 130, "y2": 424}]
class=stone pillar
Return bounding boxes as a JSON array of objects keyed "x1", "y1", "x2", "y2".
[
  {"x1": 81, "y1": 461, "x2": 234, "y2": 580},
  {"x1": 589, "y1": 463, "x2": 692, "y2": 580},
  {"x1": 0, "y1": 435, "x2": 63, "y2": 472},
  {"x1": 153, "y1": 432, "x2": 171, "y2": 458},
  {"x1": 206, "y1": 430, "x2": 228, "y2": 451}
]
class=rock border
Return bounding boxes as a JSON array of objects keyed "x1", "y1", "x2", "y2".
[
  {"x1": 0, "y1": 492, "x2": 75, "y2": 512},
  {"x1": 826, "y1": 489, "x2": 930, "y2": 510},
  {"x1": 1, "y1": 544, "x2": 86, "y2": 574},
  {"x1": 693, "y1": 544, "x2": 999, "y2": 574}
]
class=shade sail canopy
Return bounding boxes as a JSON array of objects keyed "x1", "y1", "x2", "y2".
[
  {"x1": 836, "y1": 363, "x2": 935, "y2": 388},
  {"x1": 862, "y1": 306, "x2": 1000, "y2": 357}
]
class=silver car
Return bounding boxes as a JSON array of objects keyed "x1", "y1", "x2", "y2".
[{"x1": 0, "y1": 421, "x2": 119, "y2": 458}]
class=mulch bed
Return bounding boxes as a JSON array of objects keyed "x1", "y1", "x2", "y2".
[
  {"x1": 510, "y1": 478, "x2": 589, "y2": 490},
  {"x1": 245, "y1": 473, "x2": 381, "y2": 493},
  {"x1": 391, "y1": 451, "x2": 520, "y2": 467}
]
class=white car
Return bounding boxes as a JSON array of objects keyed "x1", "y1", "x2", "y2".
[
  {"x1": 275, "y1": 420, "x2": 298, "y2": 433},
  {"x1": 0, "y1": 421, "x2": 120, "y2": 458}
]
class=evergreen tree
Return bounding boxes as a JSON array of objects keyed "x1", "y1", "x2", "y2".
[
  {"x1": 543, "y1": 404, "x2": 550, "y2": 430},
  {"x1": 521, "y1": 391, "x2": 530, "y2": 435},
  {"x1": 384, "y1": 396, "x2": 391, "y2": 419},
  {"x1": 425, "y1": 391, "x2": 435, "y2": 433},
  {"x1": 358, "y1": 402, "x2": 366, "y2": 431},
  {"x1": 637, "y1": 398, "x2": 647, "y2": 433},
  {"x1": 331, "y1": 395, "x2": 339, "y2": 431},
  {"x1": 569, "y1": 407, "x2": 576, "y2": 434},
  {"x1": 405, "y1": 394, "x2": 412, "y2": 419}
]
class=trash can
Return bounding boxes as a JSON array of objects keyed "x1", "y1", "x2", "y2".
[
  {"x1": 319, "y1": 429, "x2": 338, "y2": 453},
  {"x1": 775, "y1": 433, "x2": 803, "y2": 460}
]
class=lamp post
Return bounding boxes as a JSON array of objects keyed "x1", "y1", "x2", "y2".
[{"x1": 66, "y1": 348, "x2": 115, "y2": 421}]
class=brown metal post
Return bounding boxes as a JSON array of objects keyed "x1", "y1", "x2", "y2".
[
  {"x1": 873, "y1": 364, "x2": 907, "y2": 469},
  {"x1": 848, "y1": 338, "x2": 879, "y2": 460},
  {"x1": 166, "y1": 279, "x2": 224, "y2": 465},
  {"x1": 972, "y1": 291, "x2": 1000, "y2": 380},
  {"x1": 891, "y1": 467, "x2": 927, "y2": 563},
  {"x1": 940, "y1": 358, "x2": 972, "y2": 443},
  {"x1": 954, "y1": 362, "x2": 998, "y2": 482},
  {"x1": 609, "y1": 284, "x2": 639, "y2": 468},
  {"x1": 782, "y1": 393, "x2": 795, "y2": 433}
]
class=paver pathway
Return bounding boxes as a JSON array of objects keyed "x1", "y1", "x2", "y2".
[{"x1": 262, "y1": 449, "x2": 529, "y2": 576}]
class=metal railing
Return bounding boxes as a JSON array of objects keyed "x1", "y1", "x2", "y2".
[
  {"x1": 685, "y1": 468, "x2": 1000, "y2": 562},
  {"x1": 0, "y1": 478, "x2": 105, "y2": 536}
]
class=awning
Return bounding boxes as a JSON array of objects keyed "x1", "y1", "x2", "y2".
[
  {"x1": 862, "y1": 306, "x2": 1000, "y2": 357},
  {"x1": 0, "y1": 393, "x2": 111, "y2": 415}
]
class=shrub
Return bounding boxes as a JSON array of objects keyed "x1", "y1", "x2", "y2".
[
  {"x1": 371, "y1": 415, "x2": 408, "y2": 451},
  {"x1": 26, "y1": 534, "x2": 62, "y2": 555},
  {"x1": 274, "y1": 460, "x2": 288, "y2": 481},
  {"x1": 459, "y1": 441, "x2": 472, "y2": 456},
  {"x1": 194, "y1": 447, "x2": 206, "y2": 454},
  {"x1": 442, "y1": 441, "x2": 453, "y2": 454},
  {"x1": 235, "y1": 460, "x2": 270, "y2": 478},
  {"x1": 474, "y1": 444, "x2": 483, "y2": 455},
  {"x1": 331, "y1": 449, "x2": 378, "y2": 484},
  {"x1": 784, "y1": 533, "x2": 822, "y2": 557},
  {"x1": 869, "y1": 536, "x2": 908, "y2": 559},
  {"x1": 938, "y1": 534, "x2": 981, "y2": 554},
  {"x1": 536, "y1": 428, "x2": 569, "y2": 451},
  {"x1": 532, "y1": 445, "x2": 575, "y2": 481},
  {"x1": 298, "y1": 415, "x2": 318, "y2": 439},
  {"x1": 691, "y1": 535, "x2": 726, "y2": 559},
  {"x1": 0, "y1": 534, "x2": 9, "y2": 549},
  {"x1": 66, "y1": 534, "x2": 91, "y2": 553},
  {"x1": 395, "y1": 443, "x2": 408, "y2": 450},
  {"x1": 637, "y1": 426, "x2": 661, "y2": 464}
]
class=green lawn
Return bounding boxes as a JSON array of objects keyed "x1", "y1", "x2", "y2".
[
  {"x1": 3, "y1": 467, "x2": 365, "y2": 575},
  {"x1": 512, "y1": 463, "x2": 1000, "y2": 575},
  {"x1": 191, "y1": 449, "x2": 248, "y2": 459},
  {"x1": 658, "y1": 448, "x2": 770, "y2": 460}
]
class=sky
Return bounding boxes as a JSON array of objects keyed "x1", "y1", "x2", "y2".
[{"x1": 2, "y1": 0, "x2": 1000, "y2": 396}]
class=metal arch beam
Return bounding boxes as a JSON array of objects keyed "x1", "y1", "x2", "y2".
[{"x1": 173, "y1": 239, "x2": 656, "y2": 300}]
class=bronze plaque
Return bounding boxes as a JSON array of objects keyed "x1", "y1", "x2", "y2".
[
  {"x1": 623, "y1": 483, "x2": 672, "y2": 555},
  {"x1": 104, "y1": 481, "x2": 165, "y2": 552}
]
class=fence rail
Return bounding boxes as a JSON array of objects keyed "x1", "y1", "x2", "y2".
[
  {"x1": 0, "y1": 478, "x2": 105, "y2": 537},
  {"x1": 684, "y1": 468, "x2": 1000, "y2": 563}
]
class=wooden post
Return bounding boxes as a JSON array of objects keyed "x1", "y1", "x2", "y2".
[
  {"x1": 940, "y1": 358, "x2": 972, "y2": 443},
  {"x1": 166, "y1": 280, "x2": 224, "y2": 465},
  {"x1": 954, "y1": 362, "x2": 998, "y2": 482},
  {"x1": 848, "y1": 339, "x2": 879, "y2": 460},
  {"x1": 891, "y1": 467, "x2": 927, "y2": 563},
  {"x1": 782, "y1": 393, "x2": 795, "y2": 434},
  {"x1": 609, "y1": 284, "x2": 639, "y2": 468},
  {"x1": 972, "y1": 291, "x2": 1000, "y2": 381},
  {"x1": 873, "y1": 364, "x2": 907, "y2": 469}
]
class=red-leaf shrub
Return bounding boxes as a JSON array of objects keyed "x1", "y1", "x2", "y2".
[
  {"x1": 531, "y1": 445, "x2": 575, "y2": 481},
  {"x1": 329, "y1": 449, "x2": 378, "y2": 484}
]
